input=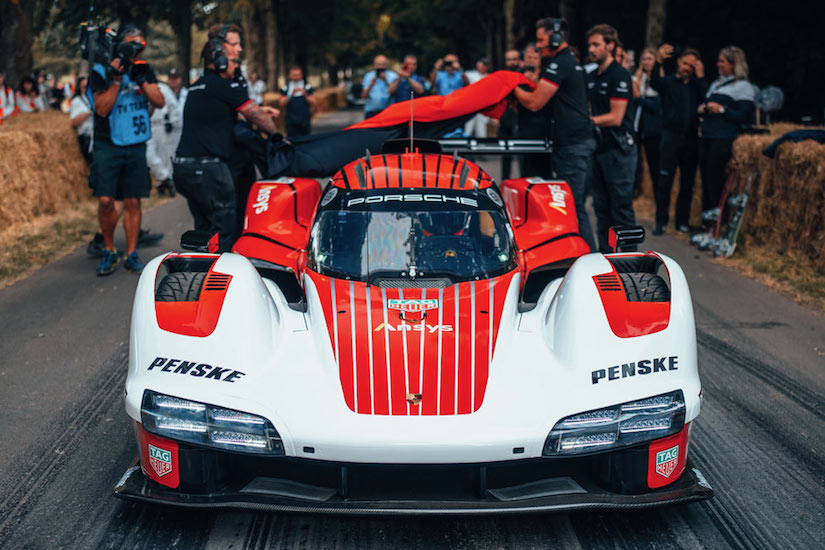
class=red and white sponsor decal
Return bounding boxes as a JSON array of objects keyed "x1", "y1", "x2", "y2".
[
  {"x1": 308, "y1": 271, "x2": 515, "y2": 416},
  {"x1": 148, "y1": 444, "x2": 172, "y2": 477},
  {"x1": 647, "y1": 424, "x2": 689, "y2": 489},
  {"x1": 655, "y1": 444, "x2": 679, "y2": 478},
  {"x1": 387, "y1": 298, "x2": 439, "y2": 313}
]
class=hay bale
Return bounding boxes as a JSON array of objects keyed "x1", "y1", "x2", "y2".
[
  {"x1": 730, "y1": 125, "x2": 825, "y2": 272},
  {"x1": 0, "y1": 112, "x2": 90, "y2": 229}
]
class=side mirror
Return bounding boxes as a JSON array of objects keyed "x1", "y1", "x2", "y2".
[
  {"x1": 608, "y1": 225, "x2": 645, "y2": 253},
  {"x1": 180, "y1": 230, "x2": 220, "y2": 253}
]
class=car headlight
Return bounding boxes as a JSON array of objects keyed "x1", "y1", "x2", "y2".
[
  {"x1": 141, "y1": 390, "x2": 284, "y2": 455},
  {"x1": 543, "y1": 390, "x2": 684, "y2": 456}
]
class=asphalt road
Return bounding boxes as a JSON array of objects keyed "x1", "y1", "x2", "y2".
[{"x1": 0, "y1": 109, "x2": 823, "y2": 549}]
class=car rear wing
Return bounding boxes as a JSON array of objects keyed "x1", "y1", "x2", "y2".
[{"x1": 437, "y1": 138, "x2": 553, "y2": 155}]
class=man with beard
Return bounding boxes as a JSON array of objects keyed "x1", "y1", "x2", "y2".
[
  {"x1": 514, "y1": 17, "x2": 597, "y2": 251},
  {"x1": 585, "y1": 24, "x2": 637, "y2": 252}
]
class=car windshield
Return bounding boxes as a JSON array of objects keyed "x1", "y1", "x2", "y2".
[{"x1": 308, "y1": 210, "x2": 516, "y2": 283}]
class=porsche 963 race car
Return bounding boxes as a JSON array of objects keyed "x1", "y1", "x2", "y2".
[{"x1": 115, "y1": 138, "x2": 712, "y2": 513}]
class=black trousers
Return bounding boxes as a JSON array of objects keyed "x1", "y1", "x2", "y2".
[
  {"x1": 592, "y1": 144, "x2": 638, "y2": 253},
  {"x1": 498, "y1": 125, "x2": 515, "y2": 181},
  {"x1": 699, "y1": 138, "x2": 734, "y2": 212},
  {"x1": 655, "y1": 131, "x2": 697, "y2": 227},
  {"x1": 635, "y1": 136, "x2": 660, "y2": 192},
  {"x1": 286, "y1": 122, "x2": 311, "y2": 137},
  {"x1": 173, "y1": 160, "x2": 236, "y2": 253}
]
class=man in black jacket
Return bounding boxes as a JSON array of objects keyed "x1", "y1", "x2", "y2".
[{"x1": 650, "y1": 44, "x2": 707, "y2": 234}]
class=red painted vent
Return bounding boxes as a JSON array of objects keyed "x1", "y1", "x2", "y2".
[
  {"x1": 203, "y1": 273, "x2": 231, "y2": 292},
  {"x1": 594, "y1": 273, "x2": 622, "y2": 292}
]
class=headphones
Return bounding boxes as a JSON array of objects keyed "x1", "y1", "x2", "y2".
[
  {"x1": 205, "y1": 24, "x2": 230, "y2": 72},
  {"x1": 548, "y1": 18, "x2": 566, "y2": 50}
]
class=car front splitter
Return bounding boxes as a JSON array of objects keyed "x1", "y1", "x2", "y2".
[{"x1": 114, "y1": 458, "x2": 713, "y2": 516}]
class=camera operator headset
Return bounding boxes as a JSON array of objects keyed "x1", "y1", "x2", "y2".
[
  {"x1": 86, "y1": 24, "x2": 165, "y2": 275},
  {"x1": 173, "y1": 24, "x2": 279, "y2": 253}
]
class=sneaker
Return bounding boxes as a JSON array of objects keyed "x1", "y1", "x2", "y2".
[
  {"x1": 138, "y1": 228, "x2": 164, "y2": 247},
  {"x1": 96, "y1": 248, "x2": 121, "y2": 276},
  {"x1": 652, "y1": 224, "x2": 666, "y2": 236},
  {"x1": 87, "y1": 233, "x2": 105, "y2": 257},
  {"x1": 676, "y1": 224, "x2": 690, "y2": 233},
  {"x1": 124, "y1": 251, "x2": 145, "y2": 273}
]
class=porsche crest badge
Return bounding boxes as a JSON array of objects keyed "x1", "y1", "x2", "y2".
[{"x1": 406, "y1": 393, "x2": 423, "y2": 406}]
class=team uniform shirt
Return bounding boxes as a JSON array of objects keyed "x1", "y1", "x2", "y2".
[
  {"x1": 540, "y1": 47, "x2": 593, "y2": 146},
  {"x1": 280, "y1": 80, "x2": 315, "y2": 127},
  {"x1": 433, "y1": 70, "x2": 464, "y2": 96},
  {"x1": 176, "y1": 68, "x2": 251, "y2": 160},
  {"x1": 362, "y1": 70, "x2": 398, "y2": 113},
  {"x1": 587, "y1": 60, "x2": 635, "y2": 150},
  {"x1": 69, "y1": 94, "x2": 94, "y2": 137}
]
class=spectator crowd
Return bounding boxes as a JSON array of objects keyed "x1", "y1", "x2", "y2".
[{"x1": 1, "y1": 15, "x2": 757, "y2": 273}]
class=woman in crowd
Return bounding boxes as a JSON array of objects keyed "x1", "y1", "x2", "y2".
[
  {"x1": 69, "y1": 76, "x2": 93, "y2": 165},
  {"x1": 632, "y1": 47, "x2": 662, "y2": 194},
  {"x1": 15, "y1": 75, "x2": 47, "y2": 113},
  {"x1": 698, "y1": 46, "x2": 755, "y2": 213}
]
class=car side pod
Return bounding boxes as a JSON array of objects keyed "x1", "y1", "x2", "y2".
[{"x1": 608, "y1": 225, "x2": 645, "y2": 253}]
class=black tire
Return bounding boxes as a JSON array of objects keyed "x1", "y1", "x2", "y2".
[
  {"x1": 155, "y1": 272, "x2": 206, "y2": 302},
  {"x1": 619, "y1": 272, "x2": 670, "y2": 302}
]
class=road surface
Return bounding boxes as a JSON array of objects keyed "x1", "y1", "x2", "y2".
[{"x1": 0, "y1": 109, "x2": 823, "y2": 549}]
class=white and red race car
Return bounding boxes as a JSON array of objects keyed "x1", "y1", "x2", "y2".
[{"x1": 115, "y1": 139, "x2": 712, "y2": 513}]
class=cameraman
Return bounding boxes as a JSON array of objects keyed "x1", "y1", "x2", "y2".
[
  {"x1": 88, "y1": 25, "x2": 165, "y2": 276},
  {"x1": 174, "y1": 28, "x2": 279, "y2": 253}
]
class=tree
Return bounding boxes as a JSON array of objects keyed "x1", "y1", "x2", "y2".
[
  {"x1": 0, "y1": 0, "x2": 36, "y2": 85},
  {"x1": 645, "y1": 0, "x2": 667, "y2": 48}
]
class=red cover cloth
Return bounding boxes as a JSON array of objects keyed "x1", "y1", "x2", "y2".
[{"x1": 346, "y1": 71, "x2": 535, "y2": 130}]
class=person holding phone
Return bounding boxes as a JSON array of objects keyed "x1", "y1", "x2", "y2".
[
  {"x1": 362, "y1": 54, "x2": 397, "y2": 119},
  {"x1": 388, "y1": 54, "x2": 428, "y2": 102},
  {"x1": 430, "y1": 53, "x2": 469, "y2": 96},
  {"x1": 279, "y1": 66, "x2": 317, "y2": 137},
  {"x1": 649, "y1": 44, "x2": 707, "y2": 235}
]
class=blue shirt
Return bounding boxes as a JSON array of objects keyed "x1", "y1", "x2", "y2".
[
  {"x1": 434, "y1": 70, "x2": 465, "y2": 96},
  {"x1": 88, "y1": 64, "x2": 151, "y2": 146},
  {"x1": 393, "y1": 74, "x2": 429, "y2": 102},
  {"x1": 363, "y1": 70, "x2": 398, "y2": 113}
]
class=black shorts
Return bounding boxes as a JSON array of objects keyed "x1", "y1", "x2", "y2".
[{"x1": 91, "y1": 138, "x2": 151, "y2": 199}]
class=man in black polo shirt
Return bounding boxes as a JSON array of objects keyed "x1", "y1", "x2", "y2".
[
  {"x1": 586, "y1": 24, "x2": 637, "y2": 253},
  {"x1": 514, "y1": 17, "x2": 597, "y2": 251},
  {"x1": 174, "y1": 25, "x2": 279, "y2": 252}
]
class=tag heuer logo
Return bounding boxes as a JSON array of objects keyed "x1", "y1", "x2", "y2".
[
  {"x1": 387, "y1": 299, "x2": 439, "y2": 313},
  {"x1": 655, "y1": 445, "x2": 679, "y2": 478},
  {"x1": 148, "y1": 444, "x2": 172, "y2": 478}
]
